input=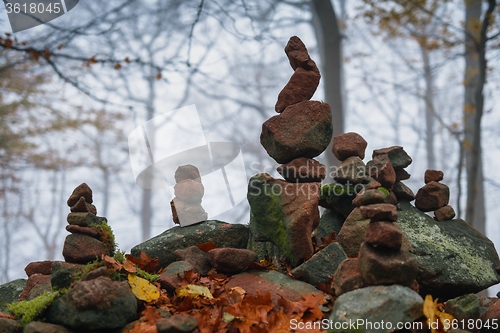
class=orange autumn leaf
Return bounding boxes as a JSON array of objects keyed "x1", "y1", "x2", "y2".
[
  {"x1": 0, "y1": 312, "x2": 15, "y2": 319},
  {"x1": 125, "y1": 306, "x2": 160, "y2": 333},
  {"x1": 125, "y1": 252, "x2": 159, "y2": 273},
  {"x1": 197, "y1": 241, "x2": 217, "y2": 253},
  {"x1": 277, "y1": 296, "x2": 308, "y2": 316},
  {"x1": 102, "y1": 254, "x2": 122, "y2": 271},
  {"x1": 122, "y1": 259, "x2": 137, "y2": 273}
]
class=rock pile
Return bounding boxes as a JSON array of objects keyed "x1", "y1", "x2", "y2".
[
  {"x1": 169, "y1": 164, "x2": 208, "y2": 227},
  {"x1": 249, "y1": 36, "x2": 333, "y2": 267},
  {"x1": 415, "y1": 169, "x2": 455, "y2": 221},
  {"x1": 63, "y1": 183, "x2": 114, "y2": 264}
]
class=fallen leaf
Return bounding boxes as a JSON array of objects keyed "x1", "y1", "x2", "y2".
[
  {"x1": 0, "y1": 312, "x2": 15, "y2": 319},
  {"x1": 128, "y1": 274, "x2": 160, "y2": 303},
  {"x1": 102, "y1": 254, "x2": 122, "y2": 271},
  {"x1": 176, "y1": 284, "x2": 214, "y2": 300},
  {"x1": 126, "y1": 252, "x2": 160, "y2": 273},
  {"x1": 197, "y1": 241, "x2": 217, "y2": 253},
  {"x1": 122, "y1": 260, "x2": 137, "y2": 273}
]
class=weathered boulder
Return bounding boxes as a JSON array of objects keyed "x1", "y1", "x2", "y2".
[
  {"x1": 260, "y1": 100, "x2": 333, "y2": 164},
  {"x1": 46, "y1": 276, "x2": 137, "y2": 330},
  {"x1": 206, "y1": 248, "x2": 257, "y2": 274},
  {"x1": 372, "y1": 146, "x2": 412, "y2": 169},
  {"x1": 332, "y1": 258, "x2": 365, "y2": 296},
  {"x1": 131, "y1": 220, "x2": 248, "y2": 268},
  {"x1": 328, "y1": 285, "x2": 423, "y2": 333},
  {"x1": 247, "y1": 173, "x2": 320, "y2": 266},
  {"x1": 434, "y1": 205, "x2": 456, "y2": 221},
  {"x1": 365, "y1": 221, "x2": 403, "y2": 249},
  {"x1": 424, "y1": 169, "x2": 444, "y2": 183},
  {"x1": 367, "y1": 154, "x2": 396, "y2": 188},
  {"x1": 275, "y1": 67, "x2": 321, "y2": 113},
  {"x1": 291, "y1": 242, "x2": 347, "y2": 286},
  {"x1": 319, "y1": 182, "x2": 359, "y2": 218},
  {"x1": 62, "y1": 233, "x2": 110, "y2": 264},
  {"x1": 51, "y1": 262, "x2": 83, "y2": 290},
  {"x1": 174, "y1": 246, "x2": 210, "y2": 276},
  {"x1": 336, "y1": 208, "x2": 370, "y2": 256},
  {"x1": 414, "y1": 181, "x2": 449, "y2": 212},
  {"x1": 397, "y1": 200, "x2": 500, "y2": 299}
]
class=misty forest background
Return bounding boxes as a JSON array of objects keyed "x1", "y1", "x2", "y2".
[{"x1": 1, "y1": 0, "x2": 500, "y2": 286}]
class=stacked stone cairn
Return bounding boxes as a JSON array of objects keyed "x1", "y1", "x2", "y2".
[
  {"x1": 170, "y1": 164, "x2": 208, "y2": 227},
  {"x1": 248, "y1": 36, "x2": 333, "y2": 267},
  {"x1": 415, "y1": 169, "x2": 455, "y2": 221},
  {"x1": 63, "y1": 183, "x2": 114, "y2": 264}
]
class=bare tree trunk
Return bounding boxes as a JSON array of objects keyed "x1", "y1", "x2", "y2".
[
  {"x1": 421, "y1": 44, "x2": 436, "y2": 170},
  {"x1": 463, "y1": 0, "x2": 495, "y2": 233},
  {"x1": 310, "y1": 0, "x2": 344, "y2": 178}
]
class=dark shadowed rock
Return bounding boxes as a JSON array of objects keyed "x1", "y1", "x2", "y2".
[
  {"x1": 25, "y1": 261, "x2": 53, "y2": 277},
  {"x1": 328, "y1": 285, "x2": 423, "y2": 333},
  {"x1": 131, "y1": 220, "x2": 249, "y2": 269},
  {"x1": 434, "y1": 205, "x2": 456, "y2": 221},
  {"x1": 415, "y1": 181, "x2": 450, "y2": 212},
  {"x1": 360, "y1": 203, "x2": 398, "y2": 222},
  {"x1": 334, "y1": 156, "x2": 368, "y2": 184},
  {"x1": 275, "y1": 67, "x2": 321, "y2": 113},
  {"x1": 247, "y1": 173, "x2": 320, "y2": 266},
  {"x1": 0, "y1": 279, "x2": 26, "y2": 311},
  {"x1": 367, "y1": 154, "x2": 396, "y2": 188},
  {"x1": 0, "y1": 318, "x2": 21, "y2": 333},
  {"x1": 395, "y1": 168, "x2": 411, "y2": 181},
  {"x1": 66, "y1": 212, "x2": 100, "y2": 227},
  {"x1": 444, "y1": 294, "x2": 480, "y2": 321},
  {"x1": 46, "y1": 276, "x2": 137, "y2": 330},
  {"x1": 261, "y1": 100, "x2": 333, "y2": 164},
  {"x1": 358, "y1": 242, "x2": 418, "y2": 287},
  {"x1": 158, "y1": 261, "x2": 195, "y2": 292},
  {"x1": 397, "y1": 200, "x2": 500, "y2": 300},
  {"x1": 225, "y1": 270, "x2": 322, "y2": 303},
  {"x1": 173, "y1": 179, "x2": 204, "y2": 203},
  {"x1": 332, "y1": 258, "x2": 365, "y2": 296},
  {"x1": 174, "y1": 164, "x2": 201, "y2": 183},
  {"x1": 277, "y1": 157, "x2": 326, "y2": 183},
  {"x1": 365, "y1": 221, "x2": 403, "y2": 250},
  {"x1": 291, "y1": 242, "x2": 346, "y2": 286},
  {"x1": 67, "y1": 183, "x2": 93, "y2": 206},
  {"x1": 393, "y1": 181, "x2": 415, "y2": 201},
  {"x1": 25, "y1": 321, "x2": 74, "y2": 333},
  {"x1": 352, "y1": 188, "x2": 387, "y2": 207},
  {"x1": 331, "y1": 132, "x2": 368, "y2": 161},
  {"x1": 315, "y1": 209, "x2": 344, "y2": 244},
  {"x1": 319, "y1": 182, "x2": 358, "y2": 218},
  {"x1": 69, "y1": 196, "x2": 97, "y2": 215},
  {"x1": 175, "y1": 246, "x2": 210, "y2": 276},
  {"x1": 337, "y1": 208, "x2": 370, "y2": 257},
  {"x1": 424, "y1": 169, "x2": 444, "y2": 184},
  {"x1": 373, "y1": 146, "x2": 412, "y2": 169},
  {"x1": 51, "y1": 262, "x2": 83, "y2": 290},
  {"x1": 207, "y1": 248, "x2": 257, "y2": 274},
  {"x1": 156, "y1": 313, "x2": 198, "y2": 333},
  {"x1": 62, "y1": 234, "x2": 110, "y2": 264}
]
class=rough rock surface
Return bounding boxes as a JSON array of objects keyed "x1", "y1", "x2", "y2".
[
  {"x1": 425, "y1": 169, "x2": 444, "y2": 183},
  {"x1": 328, "y1": 285, "x2": 423, "y2": 333},
  {"x1": 291, "y1": 242, "x2": 347, "y2": 286},
  {"x1": 275, "y1": 67, "x2": 321, "y2": 113},
  {"x1": 174, "y1": 246, "x2": 210, "y2": 276},
  {"x1": 66, "y1": 183, "x2": 93, "y2": 206},
  {"x1": 247, "y1": 173, "x2": 320, "y2": 266},
  {"x1": 415, "y1": 181, "x2": 450, "y2": 212},
  {"x1": 225, "y1": 270, "x2": 322, "y2": 303},
  {"x1": 24, "y1": 261, "x2": 53, "y2": 277},
  {"x1": 359, "y1": 203, "x2": 398, "y2": 222},
  {"x1": 276, "y1": 157, "x2": 326, "y2": 183},
  {"x1": 206, "y1": 248, "x2": 257, "y2": 274},
  {"x1": 392, "y1": 181, "x2": 415, "y2": 201},
  {"x1": 367, "y1": 154, "x2": 396, "y2": 188},
  {"x1": 46, "y1": 276, "x2": 137, "y2": 330},
  {"x1": 131, "y1": 220, "x2": 249, "y2": 268},
  {"x1": 156, "y1": 314, "x2": 199, "y2": 333},
  {"x1": 315, "y1": 209, "x2": 344, "y2": 243},
  {"x1": 0, "y1": 279, "x2": 26, "y2": 310},
  {"x1": 25, "y1": 321, "x2": 74, "y2": 333},
  {"x1": 365, "y1": 221, "x2": 403, "y2": 249},
  {"x1": 434, "y1": 205, "x2": 456, "y2": 221},
  {"x1": 397, "y1": 200, "x2": 500, "y2": 299},
  {"x1": 372, "y1": 146, "x2": 412, "y2": 169},
  {"x1": 334, "y1": 156, "x2": 368, "y2": 184},
  {"x1": 158, "y1": 261, "x2": 195, "y2": 292},
  {"x1": 0, "y1": 318, "x2": 21, "y2": 333},
  {"x1": 336, "y1": 208, "x2": 370, "y2": 256},
  {"x1": 331, "y1": 132, "x2": 368, "y2": 161},
  {"x1": 62, "y1": 233, "x2": 110, "y2": 264},
  {"x1": 261, "y1": 100, "x2": 333, "y2": 164},
  {"x1": 352, "y1": 188, "x2": 387, "y2": 207},
  {"x1": 332, "y1": 258, "x2": 365, "y2": 296}
]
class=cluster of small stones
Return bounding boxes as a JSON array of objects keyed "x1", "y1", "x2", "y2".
[
  {"x1": 170, "y1": 165, "x2": 208, "y2": 226},
  {"x1": 63, "y1": 183, "x2": 113, "y2": 264},
  {"x1": 415, "y1": 169, "x2": 455, "y2": 221}
]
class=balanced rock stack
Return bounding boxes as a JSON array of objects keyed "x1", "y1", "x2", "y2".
[
  {"x1": 415, "y1": 169, "x2": 455, "y2": 221},
  {"x1": 331, "y1": 132, "x2": 372, "y2": 185},
  {"x1": 170, "y1": 164, "x2": 208, "y2": 227},
  {"x1": 248, "y1": 36, "x2": 333, "y2": 267},
  {"x1": 63, "y1": 183, "x2": 114, "y2": 264}
]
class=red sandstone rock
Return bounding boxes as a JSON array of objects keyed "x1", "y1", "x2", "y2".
[
  {"x1": 277, "y1": 157, "x2": 326, "y2": 183},
  {"x1": 415, "y1": 181, "x2": 450, "y2": 212},
  {"x1": 352, "y1": 189, "x2": 387, "y2": 207},
  {"x1": 67, "y1": 183, "x2": 93, "y2": 206},
  {"x1": 395, "y1": 168, "x2": 411, "y2": 181},
  {"x1": 170, "y1": 198, "x2": 207, "y2": 226},
  {"x1": 393, "y1": 181, "x2": 415, "y2": 201},
  {"x1": 360, "y1": 203, "x2": 398, "y2": 222},
  {"x1": 18, "y1": 274, "x2": 51, "y2": 301},
  {"x1": 372, "y1": 146, "x2": 412, "y2": 169},
  {"x1": 62, "y1": 233, "x2": 110, "y2": 264},
  {"x1": 70, "y1": 196, "x2": 97, "y2": 214},
  {"x1": 434, "y1": 205, "x2": 456, "y2": 221},
  {"x1": 332, "y1": 132, "x2": 368, "y2": 161},
  {"x1": 275, "y1": 67, "x2": 321, "y2": 113},
  {"x1": 24, "y1": 260, "x2": 53, "y2": 277},
  {"x1": 365, "y1": 221, "x2": 403, "y2": 249},
  {"x1": 425, "y1": 169, "x2": 444, "y2": 184},
  {"x1": 332, "y1": 258, "x2": 365, "y2": 296},
  {"x1": 284, "y1": 36, "x2": 318, "y2": 71},
  {"x1": 261, "y1": 100, "x2": 333, "y2": 164},
  {"x1": 207, "y1": 248, "x2": 258, "y2": 274},
  {"x1": 66, "y1": 224, "x2": 101, "y2": 239},
  {"x1": 367, "y1": 154, "x2": 396, "y2": 188}
]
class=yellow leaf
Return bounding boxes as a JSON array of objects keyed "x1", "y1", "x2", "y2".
[
  {"x1": 423, "y1": 295, "x2": 437, "y2": 333},
  {"x1": 128, "y1": 274, "x2": 160, "y2": 302},
  {"x1": 175, "y1": 284, "x2": 213, "y2": 299}
]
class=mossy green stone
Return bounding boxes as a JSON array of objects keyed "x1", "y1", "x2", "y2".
[{"x1": 0, "y1": 279, "x2": 26, "y2": 311}]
